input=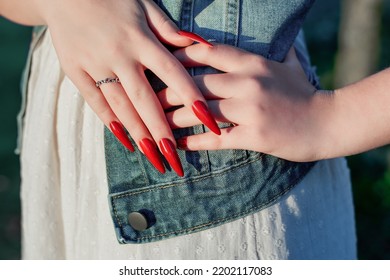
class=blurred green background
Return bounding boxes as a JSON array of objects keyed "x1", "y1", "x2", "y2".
[{"x1": 1, "y1": 0, "x2": 389, "y2": 259}]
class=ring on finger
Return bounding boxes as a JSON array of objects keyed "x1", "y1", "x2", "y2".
[{"x1": 95, "y1": 77, "x2": 121, "y2": 88}]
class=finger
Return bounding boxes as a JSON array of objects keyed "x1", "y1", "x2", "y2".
[
  {"x1": 66, "y1": 70, "x2": 135, "y2": 153},
  {"x1": 95, "y1": 76, "x2": 149, "y2": 140},
  {"x1": 158, "y1": 74, "x2": 239, "y2": 109},
  {"x1": 176, "y1": 126, "x2": 251, "y2": 151},
  {"x1": 138, "y1": 0, "x2": 193, "y2": 47},
  {"x1": 173, "y1": 43, "x2": 254, "y2": 72},
  {"x1": 97, "y1": 80, "x2": 166, "y2": 173},
  {"x1": 166, "y1": 99, "x2": 245, "y2": 129},
  {"x1": 115, "y1": 67, "x2": 184, "y2": 176},
  {"x1": 115, "y1": 67, "x2": 174, "y2": 142},
  {"x1": 138, "y1": 40, "x2": 221, "y2": 135}
]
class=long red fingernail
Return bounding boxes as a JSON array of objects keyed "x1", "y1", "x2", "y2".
[
  {"x1": 192, "y1": 100, "x2": 221, "y2": 135},
  {"x1": 109, "y1": 121, "x2": 135, "y2": 152},
  {"x1": 159, "y1": 138, "x2": 184, "y2": 177},
  {"x1": 178, "y1": 30, "x2": 213, "y2": 47},
  {"x1": 177, "y1": 137, "x2": 188, "y2": 150},
  {"x1": 139, "y1": 138, "x2": 165, "y2": 174}
]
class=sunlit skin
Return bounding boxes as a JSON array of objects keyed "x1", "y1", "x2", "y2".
[{"x1": 1, "y1": 0, "x2": 390, "y2": 164}]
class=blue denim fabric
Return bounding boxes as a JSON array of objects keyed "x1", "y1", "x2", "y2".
[{"x1": 105, "y1": 0, "x2": 317, "y2": 244}]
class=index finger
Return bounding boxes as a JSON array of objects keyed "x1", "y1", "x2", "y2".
[{"x1": 173, "y1": 43, "x2": 254, "y2": 73}]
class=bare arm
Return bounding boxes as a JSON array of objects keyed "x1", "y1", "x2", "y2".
[
  {"x1": 0, "y1": 0, "x2": 45, "y2": 25},
  {"x1": 325, "y1": 68, "x2": 390, "y2": 158}
]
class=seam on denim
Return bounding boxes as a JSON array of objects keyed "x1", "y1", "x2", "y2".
[
  {"x1": 111, "y1": 152, "x2": 264, "y2": 199},
  {"x1": 111, "y1": 161, "x2": 316, "y2": 243},
  {"x1": 110, "y1": 153, "x2": 264, "y2": 232},
  {"x1": 138, "y1": 162, "x2": 315, "y2": 241},
  {"x1": 124, "y1": 162, "x2": 316, "y2": 242},
  {"x1": 110, "y1": 196, "x2": 123, "y2": 229}
]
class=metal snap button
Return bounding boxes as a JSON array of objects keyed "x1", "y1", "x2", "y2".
[{"x1": 128, "y1": 212, "x2": 149, "y2": 231}]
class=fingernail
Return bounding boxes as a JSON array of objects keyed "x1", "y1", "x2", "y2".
[
  {"x1": 192, "y1": 100, "x2": 221, "y2": 135},
  {"x1": 178, "y1": 30, "x2": 213, "y2": 47},
  {"x1": 110, "y1": 121, "x2": 135, "y2": 152},
  {"x1": 177, "y1": 137, "x2": 188, "y2": 150},
  {"x1": 139, "y1": 138, "x2": 166, "y2": 174},
  {"x1": 159, "y1": 138, "x2": 184, "y2": 177}
]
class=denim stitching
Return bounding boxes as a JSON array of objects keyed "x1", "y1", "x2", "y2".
[
  {"x1": 111, "y1": 160, "x2": 314, "y2": 242},
  {"x1": 110, "y1": 153, "x2": 264, "y2": 229},
  {"x1": 111, "y1": 152, "x2": 264, "y2": 199},
  {"x1": 120, "y1": 162, "x2": 314, "y2": 242}
]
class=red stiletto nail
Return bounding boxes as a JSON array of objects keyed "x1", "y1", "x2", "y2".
[
  {"x1": 192, "y1": 100, "x2": 221, "y2": 135},
  {"x1": 159, "y1": 138, "x2": 184, "y2": 177},
  {"x1": 178, "y1": 30, "x2": 213, "y2": 47},
  {"x1": 177, "y1": 137, "x2": 188, "y2": 150},
  {"x1": 109, "y1": 121, "x2": 135, "y2": 152},
  {"x1": 139, "y1": 138, "x2": 166, "y2": 174}
]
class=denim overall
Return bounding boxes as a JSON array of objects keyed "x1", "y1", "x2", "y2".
[{"x1": 19, "y1": 0, "x2": 318, "y2": 244}]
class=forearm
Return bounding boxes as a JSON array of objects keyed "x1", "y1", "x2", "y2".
[
  {"x1": 323, "y1": 68, "x2": 390, "y2": 158},
  {"x1": 0, "y1": 0, "x2": 45, "y2": 25}
]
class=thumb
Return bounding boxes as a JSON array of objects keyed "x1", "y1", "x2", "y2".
[{"x1": 139, "y1": 0, "x2": 193, "y2": 47}]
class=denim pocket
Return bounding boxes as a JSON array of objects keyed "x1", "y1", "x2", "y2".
[{"x1": 105, "y1": 131, "x2": 314, "y2": 243}]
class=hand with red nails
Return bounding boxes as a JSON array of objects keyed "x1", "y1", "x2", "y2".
[
  {"x1": 0, "y1": 0, "x2": 218, "y2": 176},
  {"x1": 159, "y1": 44, "x2": 329, "y2": 162}
]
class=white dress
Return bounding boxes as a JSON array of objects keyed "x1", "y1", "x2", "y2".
[{"x1": 20, "y1": 30, "x2": 357, "y2": 260}]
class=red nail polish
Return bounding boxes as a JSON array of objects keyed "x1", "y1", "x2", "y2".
[
  {"x1": 159, "y1": 138, "x2": 184, "y2": 177},
  {"x1": 192, "y1": 101, "x2": 221, "y2": 135},
  {"x1": 178, "y1": 30, "x2": 213, "y2": 47},
  {"x1": 110, "y1": 121, "x2": 135, "y2": 152},
  {"x1": 177, "y1": 137, "x2": 188, "y2": 150},
  {"x1": 139, "y1": 138, "x2": 166, "y2": 174}
]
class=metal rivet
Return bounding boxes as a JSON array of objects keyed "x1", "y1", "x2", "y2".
[{"x1": 128, "y1": 212, "x2": 148, "y2": 231}]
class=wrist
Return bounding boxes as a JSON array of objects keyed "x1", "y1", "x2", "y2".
[{"x1": 308, "y1": 89, "x2": 339, "y2": 161}]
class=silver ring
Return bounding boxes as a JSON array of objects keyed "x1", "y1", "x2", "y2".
[{"x1": 95, "y1": 77, "x2": 120, "y2": 88}]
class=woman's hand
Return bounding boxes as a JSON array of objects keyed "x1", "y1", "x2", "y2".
[
  {"x1": 30, "y1": 0, "x2": 220, "y2": 176},
  {"x1": 160, "y1": 44, "x2": 335, "y2": 162}
]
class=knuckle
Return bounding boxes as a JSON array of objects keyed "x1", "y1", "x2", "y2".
[
  {"x1": 160, "y1": 58, "x2": 181, "y2": 75},
  {"x1": 242, "y1": 76, "x2": 262, "y2": 94},
  {"x1": 106, "y1": 91, "x2": 125, "y2": 108},
  {"x1": 129, "y1": 86, "x2": 147, "y2": 101},
  {"x1": 246, "y1": 54, "x2": 267, "y2": 71},
  {"x1": 100, "y1": 41, "x2": 125, "y2": 62},
  {"x1": 157, "y1": 14, "x2": 174, "y2": 33},
  {"x1": 209, "y1": 135, "x2": 223, "y2": 149}
]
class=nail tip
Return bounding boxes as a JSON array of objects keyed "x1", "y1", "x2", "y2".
[
  {"x1": 139, "y1": 138, "x2": 166, "y2": 173},
  {"x1": 154, "y1": 163, "x2": 166, "y2": 174},
  {"x1": 175, "y1": 168, "x2": 185, "y2": 177},
  {"x1": 178, "y1": 30, "x2": 213, "y2": 47},
  {"x1": 192, "y1": 101, "x2": 221, "y2": 135},
  {"x1": 159, "y1": 138, "x2": 184, "y2": 177},
  {"x1": 127, "y1": 145, "x2": 135, "y2": 152}
]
